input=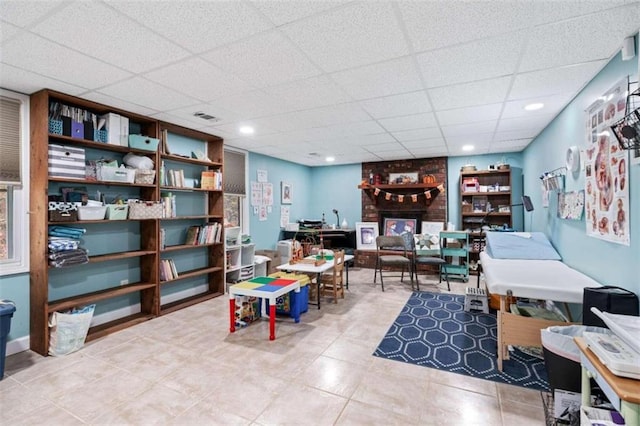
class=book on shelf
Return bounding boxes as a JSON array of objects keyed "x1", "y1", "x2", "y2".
[
  {"x1": 201, "y1": 170, "x2": 221, "y2": 190},
  {"x1": 160, "y1": 259, "x2": 178, "y2": 281},
  {"x1": 160, "y1": 228, "x2": 166, "y2": 250},
  {"x1": 185, "y1": 225, "x2": 200, "y2": 245},
  {"x1": 168, "y1": 169, "x2": 185, "y2": 187}
]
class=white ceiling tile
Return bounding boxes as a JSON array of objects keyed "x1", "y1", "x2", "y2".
[
  {"x1": 97, "y1": 77, "x2": 200, "y2": 112},
  {"x1": 0, "y1": 0, "x2": 67, "y2": 27},
  {"x1": 166, "y1": 103, "x2": 242, "y2": 128},
  {"x1": 212, "y1": 90, "x2": 294, "y2": 119},
  {"x1": 429, "y1": 77, "x2": 512, "y2": 110},
  {"x1": 109, "y1": 0, "x2": 273, "y2": 53},
  {"x1": 497, "y1": 114, "x2": 556, "y2": 133},
  {"x1": 441, "y1": 121, "x2": 498, "y2": 138},
  {"x1": 358, "y1": 91, "x2": 432, "y2": 119},
  {"x1": 334, "y1": 133, "x2": 396, "y2": 146},
  {"x1": 401, "y1": 138, "x2": 446, "y2": 149},
  {"x1": 531, "y1": 1, "x2": 631, "y2": 26},
  {"x1": 436, "y1": 104, "x2": 503, "y2": 126},
  {"x1": 0, "y1": 63, "x2": 86, "y2": 96},
  {"x1": 281, "y1": 2, "x2": 408, "y2": 72},
  {"x1": 213, "y1": 121, "x2": 279, "y2": 138},
  {"x1": 293, "y1": 103, "x2": 371, "y2": 128},
  {"x1": 2, "y1": 32, "x2": 131, "y2": 89},
  {"x1": 417, "y1": 32, "x2": 526, "y2": 88},
  {"x1": 0, "y1": 22, "x2": 21, "y2": 45},
  {"x1": 378, "y1": 113, "x2": 437, "y2": 132},
  {"x1": 366, "y1": 142, "x2": 412, "y2": 155},
  {"x1": 509, "y1": 62, "x2": 606, "y2": 99},
  {"x1": 264, "y1": 75, "x2": 351, "y2": 111},
  {"x1": 144, "y1": 58, "x2": 254, "y2": 102},
  {"x1": 203, "y1": 31, "x2": 321, "y2": 88},
  {"x1": 399, "y1": 1, "x2": 535, "y2": 52},
  {"x1": 408, "y1": 147, "x2": 450, "y2": 158},
  {"x1": 501, "y1": 94, "x2": 573, "y2": 118},
  {"x1": 494, "y1": 129, "x2": 539, "y2": 142},
  {"x1": 331, "y1": 57, "x2": 423, "y2": 100},
  {"x1": 81, "y1": 91, "x2": 157, "y2": 117},
  {"x1": 445, "y1": 133, "x2": 494, "y2": 146},
  {"x1": 520, "y1": 4, "x2": 640, "y2": 72},
  {"x1": 251, "y1": 0, "x2": 344, "y2": 26},
  {"x1": 391, "y1": 127, "x2": 442, "y2": 142},
  {"x1": 31, "y1": 2, "x2": 190, "y2": 74}
]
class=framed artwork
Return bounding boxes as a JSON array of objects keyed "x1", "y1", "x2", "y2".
[
  {"x1": 281, "y1": 181, "x2": 292, "y2": 204},
  {"x1": 388, "y1": 172, "x2": 419, "y2": 184},
  {"x1": 421, "y1": 221, "x2": 444, "y2": 236},
  {"x1": 355, "y1": 222, "x2": 379, "y2": 250},
  {"x1": 383, "y1": 218, "x2": 417, "y2": 236}
]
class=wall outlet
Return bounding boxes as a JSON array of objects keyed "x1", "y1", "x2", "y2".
[{"x1": 120, "y1": 279, "x2": 129, "y2": 286}]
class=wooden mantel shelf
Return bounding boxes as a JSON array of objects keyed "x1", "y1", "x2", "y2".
[{"x1": 358, "y1": 183, "x2": 440, "y2": 190}]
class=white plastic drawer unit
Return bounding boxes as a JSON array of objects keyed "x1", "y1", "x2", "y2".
[{"x1": 48, "y1": 144, "x2": 86, "y2": 179}]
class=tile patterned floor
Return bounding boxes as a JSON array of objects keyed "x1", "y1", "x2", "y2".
[{"x1": 1, "y1": 269, "x2": 547, "y2": 425}]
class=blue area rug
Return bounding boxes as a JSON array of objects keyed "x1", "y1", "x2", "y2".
[{"x1": 373, "y1": 291, "x2": 549, "y2": 391}]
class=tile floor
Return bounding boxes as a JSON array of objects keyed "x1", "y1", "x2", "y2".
[{"x1": 1, "y1": 268, "x2": 547, "y2": 425}]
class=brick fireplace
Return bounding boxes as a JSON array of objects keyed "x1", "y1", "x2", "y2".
[{"x1": 356, "y1": 157, "x2": 448, "y2": 269}]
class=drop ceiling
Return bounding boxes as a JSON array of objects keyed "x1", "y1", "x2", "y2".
[{"x1": 1, "y1": 0, "x2": 638, "y2": 166}]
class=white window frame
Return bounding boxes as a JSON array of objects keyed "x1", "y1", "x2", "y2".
[{"x1": 0, "y1": 89, "x2": 30, "y2": 276}]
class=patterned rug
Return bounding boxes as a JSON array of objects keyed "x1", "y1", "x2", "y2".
[{"x1": 373, "y1": 291, "x2": 550, "y2": 391}]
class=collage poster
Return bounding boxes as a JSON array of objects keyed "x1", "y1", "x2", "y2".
[{"x1": 584, "y1": 78, "x2": 629, "y2": 245}]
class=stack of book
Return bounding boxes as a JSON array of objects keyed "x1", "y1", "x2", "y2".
[
  {"x1": 160, "y1": 258, "x2": 178, "y2": 281},
  {"x1": 201, "y1": 170, "x2": 222, "y2": 190},
  {"x1": 184, "y1": 223, "x2": 222, "y2": 245}
]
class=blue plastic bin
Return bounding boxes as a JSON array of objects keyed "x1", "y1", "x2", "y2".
[{"x1": 0, "y1": 300, "x2": 16, "y2": 380}]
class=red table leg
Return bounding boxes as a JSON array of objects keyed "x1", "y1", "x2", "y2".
[
  {"x1": 229, "y1": 297, "x2": 236, "y2": 333},
  {"x1": 269, "y1": 303, "x2": 276, "y2": 340}
]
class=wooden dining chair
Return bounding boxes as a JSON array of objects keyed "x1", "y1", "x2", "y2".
[{"x1": 320, "y1": 250, "x2": 345, "y2": 303}]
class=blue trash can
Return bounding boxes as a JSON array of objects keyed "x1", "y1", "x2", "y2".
[{"x1": 0, "y1": 300, "x2": 16, "y2": 380}]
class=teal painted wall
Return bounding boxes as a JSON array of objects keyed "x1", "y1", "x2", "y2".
[
  {"x1": 307, "y1": 164, "x2": 362, "y2": 230},
  {"x1": 522, "y1": 43, "x2": 639, "y2": 294},
  {"x1": 247, "y1": 153, "x2": 312, "y2": 250},
  {"x1": 0, "y1": 273, "x2": 29, "y2": 341}
]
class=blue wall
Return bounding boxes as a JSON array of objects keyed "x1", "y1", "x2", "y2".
[
  {"x1": 247, "y1": 153, "x2": 312, "y2": 249},
  {"x1": 307, "y1": 164, "x2": 361, "y2": 230},
  {"x1": 522, "y1": 44, "x2": 639, "y2": 294},
  {"x1": 0, "y1": 273, "x2": 29, "y2": 341}
]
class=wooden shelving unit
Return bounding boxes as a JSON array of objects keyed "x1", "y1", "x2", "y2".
[{"x1": 29, "y1": 89, "x2": 225, "y2": 356}]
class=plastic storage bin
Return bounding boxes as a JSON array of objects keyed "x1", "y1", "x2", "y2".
[
  {"x1": 0, "y1": 300, "x2": 16, "y2": 380},
  {"x1": 77, "y1": 206, "x2": 107, "y2": 220},
  {"x1": 99, "y1": 167, "x2": 136, "y2": 184},
  {"x1": 105, "y1": 204, "x2": 129, "y2": 220},
  {"x1": 268, "y1": 272, "x2": 309, "y2": 316},
  {"x1": 128, "y1": 134, "x2": 159, "y2": 152},
  {"x1": 541, "y1": 325, "x2": 610, "y2": 392}
]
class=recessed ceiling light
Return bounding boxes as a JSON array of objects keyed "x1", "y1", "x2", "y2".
[
  {"x1": 239, "y1": 126, "x2": 254, "y2": 135},
  {"x1": 326, "y1": 156, "x2": 335, "y2": 162},
  {"x1": 524, "y1": 103, "x2": 544, "y2": 111},
  {"x1": 462, "y1": 145, "x2": 474, "y2": 152}
]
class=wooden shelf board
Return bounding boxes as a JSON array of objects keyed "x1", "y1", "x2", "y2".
[
  {"x1": 85, "y1": 313, "x2": 155, "y2": 342},
  {"x1": 160, "y1": 153, "x2": 222, "y2": 167},
  {"x1": 162, "y1": 243, "x2": 217, "y2": 252},
  {"x1": 461, "y1": 169, "x2": 510, "y2": 176},
  {"x1": 461, "y1": 191, "x2": 511, "y2": 196},
  {"x1": 462, "y1": 212, "x2": 511, "y2": 217},
  {"x1": 160, "y1": 291, "x2": 222, "y2": 315},
  {"x1": 48, "y1": 134, "x2": 158, "y2": 156},
  {"x1": 358, "y1": 183, "x2": 440, "y2": 190},
  {"x1": 48, "y1": 282, "x2": 157, "y2": 312},
  {"x1": 160, "y1": 215, "x2": 217, "y2": 220},
  {"x1": 160, "y1": 266, "x2": 224, "y2": 284},
  {"x1": 49, "y1": 176, "x2": 155, "y2": 188}
]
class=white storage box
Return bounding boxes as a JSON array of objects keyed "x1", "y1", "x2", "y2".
[
  {"x1": 99, "y1": 167, "x2": 136, "y2": 184},
  {"x1": 105, "y1": 204, "x2": 129, "y2": 220},
  {"x1": 78, "y1": 206, "x2": 107, "y2": 220},
  {"x1": 48, "y1": 144, "x2": 86, "y2": 179}
]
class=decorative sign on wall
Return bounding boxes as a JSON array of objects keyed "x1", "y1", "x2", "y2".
[
  {"x1": 557, "y1": 190, "x2": 585, "y2": 220},
  {"x1": 584, "y1": 78, "x2": 630, "y2": 246}
]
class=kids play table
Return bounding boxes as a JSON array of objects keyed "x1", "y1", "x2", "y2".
[{"x1": 228, "y1": 276, "x2": 300, "y2": 340}]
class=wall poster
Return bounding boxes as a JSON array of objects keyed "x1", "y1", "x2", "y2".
[{"x1": 584, "y1": 78, "x2": 629, "y2": 245}]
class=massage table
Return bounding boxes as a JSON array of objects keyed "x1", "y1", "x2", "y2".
[{"x1": 479, "y1": 232, "x2": 601, "y2": 371}]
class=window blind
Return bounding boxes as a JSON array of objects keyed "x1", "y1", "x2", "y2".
[
  {"x1": 224, "y1": 149, "x2": 246, "y2": 195},
  {"x1": 0, "y1": 96, "x2": 22, "y2": 185}
]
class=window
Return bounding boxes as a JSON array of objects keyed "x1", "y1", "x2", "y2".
[
  {"x1": 223, "y1": 149, "x2": 248, "y2": 233},
  {"x1": 0, "y1": 89, "x2": 30, "y2": 275}
]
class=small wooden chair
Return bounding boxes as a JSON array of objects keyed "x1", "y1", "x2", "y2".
[{"x1": 320, "y1": 250, "x2": 345, "y2": 303}]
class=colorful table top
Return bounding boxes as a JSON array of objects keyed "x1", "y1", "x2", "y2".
[{"x1": 229, "y1": 277, "x2": 299, "y2": 298}]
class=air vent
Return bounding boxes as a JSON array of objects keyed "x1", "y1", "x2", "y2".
[{"x1": 193, "y1": 112, "x2": 221, "y2": 123}]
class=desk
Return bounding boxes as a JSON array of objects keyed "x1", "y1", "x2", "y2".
[
  {"x1": 281, "y1": 229, "x2": 356, "y2": 250},
  {"x1": 575, "y1": 337, "x2": 640, "y2": 426},
  {"x1": 228, "y1": 277, "x2": 300, "y2": 341},
  {"x1": 276, "y1": 254, "x2": 354, "y2": 309}
]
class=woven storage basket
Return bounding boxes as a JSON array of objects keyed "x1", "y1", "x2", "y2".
[
  {"x1": 134, "y1": 169, "x2": 155, "y2": 185},
  {"x1": 128, "y1": 201, "x2": 163, "y2": 219}
]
